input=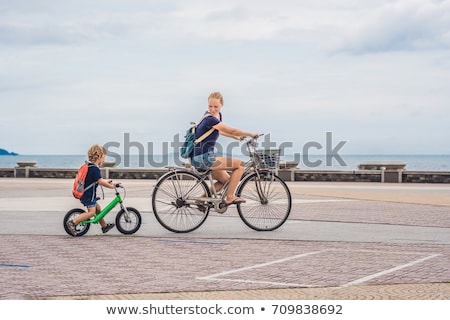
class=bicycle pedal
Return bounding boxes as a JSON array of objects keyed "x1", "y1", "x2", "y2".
[{"x1": 197, "y1": 205, "x2": 207, "y2": 213}]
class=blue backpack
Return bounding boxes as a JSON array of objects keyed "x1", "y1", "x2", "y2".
[{"x1": 180, "y1": 114, "x2": 215, "y2": 159}]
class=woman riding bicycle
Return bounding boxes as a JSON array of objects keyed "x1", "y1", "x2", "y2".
[{"x1": 190, "y1": 91, "x2": 259, "y2": 205}]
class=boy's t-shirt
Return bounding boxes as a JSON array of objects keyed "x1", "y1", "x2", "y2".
[
  {"x1": 193, "y1": 112, "x2": 222, "y2": 157},
  {"x1": 80, "y1": 163, "x2": 101, "y2": 204}
]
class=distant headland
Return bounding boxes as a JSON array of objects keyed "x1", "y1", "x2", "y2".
[{"x1": 0, "y1": 148, "x2": 18, "y2": 156}]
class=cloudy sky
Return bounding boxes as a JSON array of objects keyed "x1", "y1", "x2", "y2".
[{"x1": 1, "y1": 0, "x2": 449, "y2": 155}]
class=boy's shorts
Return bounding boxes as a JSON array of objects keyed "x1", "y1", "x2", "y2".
[
  {"x1": 191, "y1": 152, "x2": 216, "y2": 171},
  {"x1": 81, "y1": 199, "x2": 97, "y2": 209}
]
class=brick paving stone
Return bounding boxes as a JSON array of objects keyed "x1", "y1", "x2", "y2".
[
  {"x1": 1, "y1": 235, "x2": 450, "y2": 299},
  {"x1": 1, "y1": 179, "x2": 450, "y2": 300}
]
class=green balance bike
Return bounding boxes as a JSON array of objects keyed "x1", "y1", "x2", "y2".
[{"x1": 63, "y1": 183, "x2": 142, "y2": 237}]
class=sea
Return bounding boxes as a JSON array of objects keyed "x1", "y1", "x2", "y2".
[{"x1": 1, "y1": 154, "x2": 450, "y2": 171}]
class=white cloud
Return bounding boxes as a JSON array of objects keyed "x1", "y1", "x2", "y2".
[
  {"x1": 3, "y1": 1, "x2": 449, "y2": 51},
  {"x1": 1, "y1": 0, "x2": 450, "y2": 155},
  {"x1": 326, "y1": 0, "x2": 450, "y2": 53}
]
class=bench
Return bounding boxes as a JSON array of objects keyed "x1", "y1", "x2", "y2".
[
  {"x1": 101, "y1": 161, "x2": 116, "y2": 168},
  {"x1": 358, "y1": 162, "x2": 406, "y2": 171},
  {"x1": 279, "y1": 160, "x2": 299, "y2": 169},
  {"x1": 358, "y1": 162, "x2": 406, "y2": 183},
  {"x1": 16, "y1": 161, "x2": 37, "y2": 168}
]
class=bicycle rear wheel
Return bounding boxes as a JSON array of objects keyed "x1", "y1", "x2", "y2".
[
  {"x1": 236, "y1": 171, "x2": 291, "y2": 231},
  {"x1": 152, "y1": 170, "x2": 211, "y2": 233},
  {"x1": 63, "y1": 208, "x2": 90, "y2": 237}
]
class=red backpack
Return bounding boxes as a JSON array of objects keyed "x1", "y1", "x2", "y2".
[{"x1": 72, "y1": 162, "x2": 95, "y2": 199}]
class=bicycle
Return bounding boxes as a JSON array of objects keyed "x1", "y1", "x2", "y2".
[
  {"x1": 151, "y1": 135, "x2": 292, "y2": 233},
  {"x1": 63, "y1": 183, "x2": 142, "y2": 237}
]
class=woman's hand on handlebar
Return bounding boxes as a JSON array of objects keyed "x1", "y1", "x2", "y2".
[
  {"x1": 241, "y1": 133, "x2": 263, "y2": 141},
  {"x1": 252, "y1": 133, "x2": 262, "y2": 139}
]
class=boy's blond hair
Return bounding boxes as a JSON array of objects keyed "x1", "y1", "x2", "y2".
[{"x1": 87, "y1": 144, "x2": 106, "y2": 163}]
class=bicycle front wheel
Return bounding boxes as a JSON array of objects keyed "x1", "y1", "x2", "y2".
[
  {"x1": 236, "y1": 172, "x2": 291, "y2": 231},
  {"x1": 152, "y1": 170, "x2": 211, "y2": 233},
  {"x1": 116, "y1": 207, "x2": 142, "y2": 235}
]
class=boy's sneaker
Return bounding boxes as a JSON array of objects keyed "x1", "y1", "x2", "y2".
[
  {"x1": 67, "y1": 220, "x2": 77, "y2": 236},
  {"x1": 102, "y1": 223, "x2": 115, "y2": 234}
]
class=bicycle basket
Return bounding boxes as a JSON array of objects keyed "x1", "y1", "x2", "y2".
[{"x1": 255, "y1": 149, "x2": 281, "y2": 169}]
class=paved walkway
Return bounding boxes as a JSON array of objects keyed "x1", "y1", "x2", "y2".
[{"x1": 1, "y1": 178, "x2": 450, "y2": 300}]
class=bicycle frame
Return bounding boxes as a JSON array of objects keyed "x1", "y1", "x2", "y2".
[{"x1": 78, "y1": 191, "x2": 125, "y2": 225}]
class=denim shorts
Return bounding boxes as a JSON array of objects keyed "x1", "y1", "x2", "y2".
[
  {"x1": 191, "y1": 152, "x2": 216, "y2": 171},
  {"x1": 80, "y1": 192, "x2": 98, "y2": 208},
  {"x1": 81, "y1": 199, "x2": 97, "y2": 209}
]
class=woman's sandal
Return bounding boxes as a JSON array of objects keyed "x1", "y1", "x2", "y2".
[{"x1": 225, "y1": 197, "x2": 246, "y2": 206}]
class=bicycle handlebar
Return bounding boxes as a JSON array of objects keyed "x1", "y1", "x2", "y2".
[
  {"x1": 241, "y1": 134, "x2": 265, "y2": 147},
  {"x1": 241, "y1": 133, "x2": 264, "y2": 142},
  {"x1": 108, "y1": 180, "x2": 122, "y2": 188}
]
